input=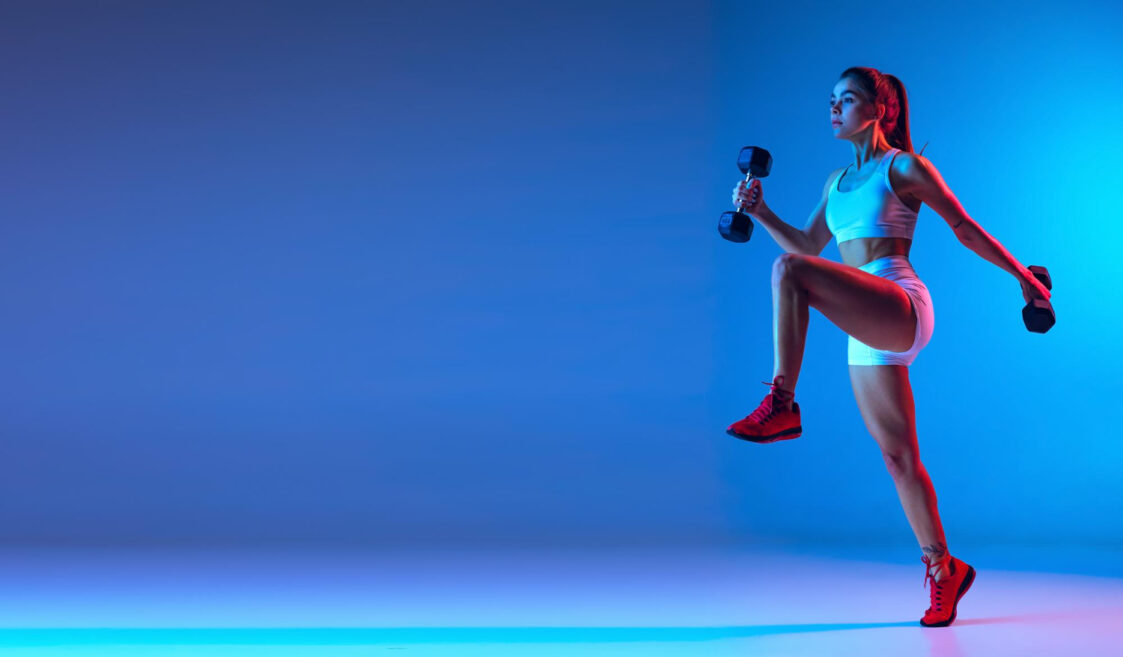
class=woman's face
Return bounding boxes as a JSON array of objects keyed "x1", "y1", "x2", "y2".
[{"x1": 830, "y1": 78, "x2": 881, "y2": 138}]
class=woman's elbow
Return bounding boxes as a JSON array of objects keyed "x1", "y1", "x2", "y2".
[
  {"x1": 802, "y1": 234, "x2": 827, "y2": 256},
  {"x1": 952, "y1": 219, "x2": 980, "y2": 243}
]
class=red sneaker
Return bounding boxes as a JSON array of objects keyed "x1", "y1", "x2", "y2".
[
  {"x1": 726, "y1": 376, "x2": 802, "y2": 443},
  {"x1": 920, "y1": 555, "x2": 976, "y2": 627}
]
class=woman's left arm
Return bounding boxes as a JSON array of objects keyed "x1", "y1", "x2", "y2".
[{"x1": 898, "y1": 153, "x2": 1039, "y2": 287}]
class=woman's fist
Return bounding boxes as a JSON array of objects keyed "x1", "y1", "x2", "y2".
[
  {"x1": 1020, "y1": 273, "x2": 1052, "y2": 305},
  {"x1": 732, "y1": 177, "x2": 764, "y2": 216}
]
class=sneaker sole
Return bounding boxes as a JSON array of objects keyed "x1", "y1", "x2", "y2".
[
  {"x1": 919, "y1": 564, "x2": 976, "y2": 627},
  {"x1": 726, "y1": 426, "x2": 802, "y2": 443}
]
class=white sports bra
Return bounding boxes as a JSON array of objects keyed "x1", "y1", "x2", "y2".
[{"x1": 826, "y1": 148, "x2": 918, "y2": 243}]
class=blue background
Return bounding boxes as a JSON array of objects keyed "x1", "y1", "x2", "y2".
[{"x1": 0, "y1": 0, "x2": 1118, "y2": 549}]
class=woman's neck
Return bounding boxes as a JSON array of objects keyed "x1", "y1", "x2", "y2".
[{"x1": 850, "y1": 132, "x2": 893, "y2": 169}]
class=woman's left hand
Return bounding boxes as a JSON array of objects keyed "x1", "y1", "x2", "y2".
[{"x1": 1019, "y1": 268, "x2": 1052, "y2": 305}]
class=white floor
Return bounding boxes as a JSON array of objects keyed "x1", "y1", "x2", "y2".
[{"x1": 0, "y1": 542, "x2": 1119, "y2": 656}]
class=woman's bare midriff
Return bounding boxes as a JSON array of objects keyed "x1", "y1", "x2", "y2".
[{"x1": 840, "y1": 237, "x2": 912, "y2": 269}]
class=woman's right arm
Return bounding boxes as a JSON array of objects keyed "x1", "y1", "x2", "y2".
[
  {"x1": 734, "y1": 168, "x2": 842, "y2": 256},
  {"x1": 750, "y1": 204, "x2": 811, "y2": 255}
]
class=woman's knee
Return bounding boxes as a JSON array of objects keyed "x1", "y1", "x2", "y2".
[
  {"x1": 881, "y1": 448, "x2": 920, "y2": 479},
  {"x1": 772, "y1": 253, "x2": 805, "y2": 286}
]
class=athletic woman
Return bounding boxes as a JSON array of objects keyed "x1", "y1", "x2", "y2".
[{"x1": 723, "y1": 66, "x2": 1052, "y2": 627}]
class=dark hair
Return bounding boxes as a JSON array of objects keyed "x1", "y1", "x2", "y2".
[{"x1": 839, "y1": 67, "x2": 926, "y2": 155}]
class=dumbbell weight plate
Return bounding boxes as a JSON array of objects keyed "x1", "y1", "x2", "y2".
[{"x1": 718, "y1": 210, "x2": 754, "y2": 242}]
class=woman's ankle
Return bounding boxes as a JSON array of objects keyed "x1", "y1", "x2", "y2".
[
  {"x1": 770, "y1": 375, "x2": 795, "y2": 394},
  {"x1": 926, "y1": 554, "x2": 953, "y2": 579}
]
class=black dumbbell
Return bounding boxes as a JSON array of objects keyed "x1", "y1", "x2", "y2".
[
  {"x1": 1022, "y1": 265, "x2": 1055, "y2": 333},
  {"x1": 718, "y1": 146, "x2": 772, "y2": 242}
]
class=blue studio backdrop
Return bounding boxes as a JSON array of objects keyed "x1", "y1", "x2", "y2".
[{"x1": 0, "y1": 0, "x2": 1118, "y2": 549}]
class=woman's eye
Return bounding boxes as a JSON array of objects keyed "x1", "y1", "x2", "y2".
[{"x1": 845, "y1": 98, "x2": 853, "y2": 103}]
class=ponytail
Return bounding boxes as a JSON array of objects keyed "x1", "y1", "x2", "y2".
[
  {"x1": 879, "y1": 73, "x2": 913, "y2": 153},
  {"x1": 839, "y1": 67, "x2": 927, "y2": 155}
]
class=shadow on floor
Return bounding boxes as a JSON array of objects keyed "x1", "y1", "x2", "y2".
[{"x1": 0, "y1": 623, "x2": 926, "y2": 646}]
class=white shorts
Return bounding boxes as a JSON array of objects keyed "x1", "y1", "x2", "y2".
[{"x1": 847, "y1": 255, "x2": 935, "y2": 366}]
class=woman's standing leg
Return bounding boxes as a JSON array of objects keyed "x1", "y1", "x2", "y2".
[{"x1": 848, "y1": 363, "x2": 952, "y2": 578}]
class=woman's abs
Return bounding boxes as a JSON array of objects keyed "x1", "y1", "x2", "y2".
[{"x1": 840, "y1": 237, "x2": 912, "y2": 268}]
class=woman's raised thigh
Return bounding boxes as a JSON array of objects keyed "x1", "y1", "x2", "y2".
[{"x1": 776, "y1": 254, "x2": 917, "y2": 352}]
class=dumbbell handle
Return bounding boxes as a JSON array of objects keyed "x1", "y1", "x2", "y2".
[{"x1": 736, "y1": 172, "x2": 756, "y2": 213}]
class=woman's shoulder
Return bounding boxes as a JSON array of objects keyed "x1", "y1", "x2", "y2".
[
  {"x1": 887, "y1": 149, "x2": 933, "y2": 208},
  {"x1": 888, "y1": 149, "x2": 933, "y2": 175}
]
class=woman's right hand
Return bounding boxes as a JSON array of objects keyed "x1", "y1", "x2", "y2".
[{"x1": 732, "y1": 177, "x2": 765, "y2": 216}]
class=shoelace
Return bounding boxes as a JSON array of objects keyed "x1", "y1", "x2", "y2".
[
  {"x1": 746, "y1": 379, "x2": 793, "y2": 423},
  {"x1": 921, "y1": 555, "x2": 952, "y2": 610}
]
